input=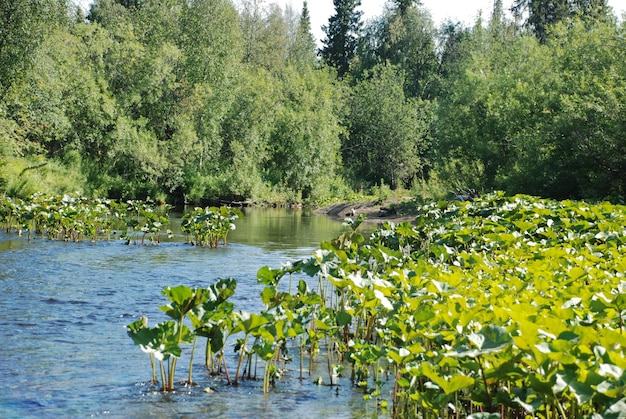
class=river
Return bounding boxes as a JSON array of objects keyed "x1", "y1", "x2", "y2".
[{"x1": 0, "y1": 207, "x2": 389, "y2": 418}]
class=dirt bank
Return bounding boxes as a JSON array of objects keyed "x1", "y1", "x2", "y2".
[{"x1": 314, "y1": 198, "x2": 416, "y2": 224}]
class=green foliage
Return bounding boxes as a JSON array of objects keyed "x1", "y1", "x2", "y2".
[
  {"x1": 2, "y1": 0, "x2": 625, "y2": 206},
  {"x1": 0, "y1": 157, "x2": 86, "y2": 198},
  {"x1": 266, "y1": 66, "x2": 345, "y2": 201},
  {"x1": 0, "y1": 193, "x2": 177, "y2": 244},
  {"x1": 281, "y1": 193, "x2": 626, "y2": 415},
  {"x1": 181, "y1": 206, "x2": 242, "y2": 247},
  {"x1": 513, "y1": 0, "x2": 609, "y2": 43},
  {"x1": 289, "y1": 1, "x2": 317, "y2": 68},
  {"x1": 345, "y1": 63, "x2": 433, "y2": 189},
  {"x1": 240, "y1": 2, "x2": 289, "y2": 71},
  {"x1": 435, "y1": 17, "x2": 626, "y2": 199},
  {"x1": 180, "y1": 0, "x2": 242, "y2": 85},
  {"x1": 128, "y1": 282, "x2": 237, "y2": 391},
  {"x1": 320, "y1": 0, "x2": 363, "y2": 77},
  {"x1": 0, "y1": 193, "x2": 112, "y2": 240},
  {"x1": 128, "y1": 193, "x2": 626, "y2": 415},
  {"x1": 357, "y1": 2, "x2": 439, "y2": 98},
  {"x1": 0, "y1": 0, "x2": 68, "y2": 98}
]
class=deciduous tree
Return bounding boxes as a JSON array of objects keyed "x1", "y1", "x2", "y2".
[
  {"x1": 0, "y1": 0, "x2": 68, "y2": 99},
  {"x1": 345, "y1": 63, "x2": 432, "y2": 188}
]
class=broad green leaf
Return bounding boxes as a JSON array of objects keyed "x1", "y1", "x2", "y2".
[
  {"x1": 336, "y1": 311, "x2": 352, "y2": 327},
  {"x1": 234, "y1": 312, "x2": 269, "y2": 334}
]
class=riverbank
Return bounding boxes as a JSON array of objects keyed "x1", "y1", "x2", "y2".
[{"x1": 314, "y1": 197, "x2": 416, "y2": 223}]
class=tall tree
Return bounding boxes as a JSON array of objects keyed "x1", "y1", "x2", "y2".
[
  {"x1": 512, "y1": 0, "x2": 608, "y2": 42},
  {"x1": 437, "y1": 21, "x2": 471, "y2": 81},
  {"x1": 289, "y1": 1, "x2": 317, "y2": 67},
  {"x1": 358, "y1": 2, "x2": 438, "y2": 98},
  {"x1": 181, "y1": 0, "x2": 242, "y2": 85},
  {"x1": 392, "y1": 0, "x2": 421, "y2": 16},
  {"x1": 435, "y1": 16, "x2": 625, "y2": 199},
  {"x1": 346, "y1": 63, "x2": 432, "y2": 188},
  {"x1": 320, "y1": 0, "x2": 362, "y2": 76},
  {"x1": 0, "y1": 0, "x2": 68, "y2": 99},
  {"x1": 267, "y1": 67, "x2": 344, "y2": 200},
  {"x1": 240, "y1": 1, "x2": 289, "y2": 71}
]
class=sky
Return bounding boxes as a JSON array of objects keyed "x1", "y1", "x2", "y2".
[{"x1": 78, "y1": 0, "x2": 626, "y2": 44}]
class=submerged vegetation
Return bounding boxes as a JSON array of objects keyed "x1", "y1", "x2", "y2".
[{"x1": 126, "y1": 192, "x2": 626, "y2": 418}]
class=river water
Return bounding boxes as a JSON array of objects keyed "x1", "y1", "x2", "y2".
[{"x1": 0, "y1": 208, "x2": 389, "y2": 418}]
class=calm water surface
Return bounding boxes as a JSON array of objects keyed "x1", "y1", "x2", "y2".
[{"x1": 0, "y1": 208, "x2": 389, "y2": 418}]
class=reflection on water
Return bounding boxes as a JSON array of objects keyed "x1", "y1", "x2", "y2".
[{"x1": 0, "y1": 208, "x2": 389, "y2": 419}]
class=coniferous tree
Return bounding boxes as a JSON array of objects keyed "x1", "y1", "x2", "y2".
[
  {"x1": 358, "y1": 1, "x2": 437, "y2": 98},
  {"x1": 114, "y1": 0, "x2": 143, "y2": 8},
  {"x1": 512, "y1": 0, "x2": 608, "y2": 42},
  {"x1": 289, "y1": 1, "x2": 317, "y2": 67},
  {"x1": 320, "y1": 0, "x2": 362, "y2": 77},
  {"x1": 437, "y1": 21, "x2": 470, "y2": 80},
  {"x1": 392, "y1": 0, "x2": 421, "y2": 16}
]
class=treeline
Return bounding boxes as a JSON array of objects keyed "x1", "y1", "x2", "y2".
[{"x1": 0, "y1": 0, "x2": 624, "y2": 204}]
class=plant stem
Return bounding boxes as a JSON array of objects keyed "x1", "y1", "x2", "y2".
[
  {"x1": 326, "y1": 336, "x2": 333, "y2": 385},
  {"x1": 263, "y1": 363, "x2": 268, "y2": 393},
  {"x1": 188, "y1": 335, "x2": 197, "y2": 385},
  {"x1": 299, "y1": 337, "x2": 304, "y2": 380},
  {"x1": 234, "y1": 335, "x2": 248, "y2": 384},
  {"x1": 555, "y1": 399, "x2": 568, "y2": 418},
  {"x1": 150, "y1": 353, "x2": 156, "y2": 383},
  {"x1": 477, "y1": 356, "x2": 492, "y2": 410},
  {"x1": 393, "y1": 366, "x2": 400, "y2": 406},
  {"x1": 205, "y1": 339, "x2": 211, "y2": 369},
  {"x1": 160, "y1": 361, "x2": 167, "y2": 392},
  {"x1": 222, "y1": 353, "x2": 232, "y2": 385}
]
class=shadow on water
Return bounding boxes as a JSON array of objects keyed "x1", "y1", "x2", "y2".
[{"x1": 0, "y1": 208, "x2": 389, "y2": 419}]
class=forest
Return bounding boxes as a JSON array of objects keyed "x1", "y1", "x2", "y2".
[{"x1": 0, "y1": 0, "x2": 624, "y2": 205}]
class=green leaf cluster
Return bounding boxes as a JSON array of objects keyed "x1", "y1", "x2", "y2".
[
  {"x1": 128, "y1": 279, "x2": 237, "y2": 391},
  {"x1": 180, "y1": 206, "x2": 242, "y2": 247},
  {"x1": 126, "y1": 192, "x2": 626, "y2": 416},
  {"x1": 250, "y1": 192, "x2": 626, "y2": 417},
  {"x1": 0, "y1": 193, "x2": 114, "y2": 241},
  {"x1": 0, "y1": 194, "x2": 251, "y2": 248}
]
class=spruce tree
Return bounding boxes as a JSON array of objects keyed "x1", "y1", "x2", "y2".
[
  {"x1": 320, "y1": 0, "x2": 362, "y2": 77},
  {"x1": 289, "y1": 1, "x2": 317, "y2": 67},
  {"x1": 513, "y1": 0, "x2": 608, "y2": 43},
  {"x1": 392, "y1": 0, "x2": 421, "y2": 16}
]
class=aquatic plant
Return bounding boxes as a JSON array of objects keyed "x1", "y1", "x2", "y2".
[
  {"x1": 124, "y1": 192, "x2": 626, "y2": 416},
  {"x1": 128, "y1": 281, "x2": 240, "y2": 392},
  {"x1": 181, "y1": 206, "x2": 242, "y2": 247},
  {"x1": 0, "y1": 194, "x2": 115, "y2": 241},
  {"x1": 127, "y1": 317, "x2": 191, "y2": 392},
  {"x1": 159, "y1": 285, "x2": 206, "y2": 390},
  {"x1": 248, "y1": 193, "x2": 626, "y2": 416},
  {"x1": 0, "y1": 194, "x2": 190, "y2": 245},
  {"x1": 189, "y1": 278, "x2": 237, "y2": 383},
  {"x1": 232, "y1": 312, "x2": 269, "y2": 385},
  {"x1": 119, "y1": 200, "x2": 172, "y2": 245}
]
